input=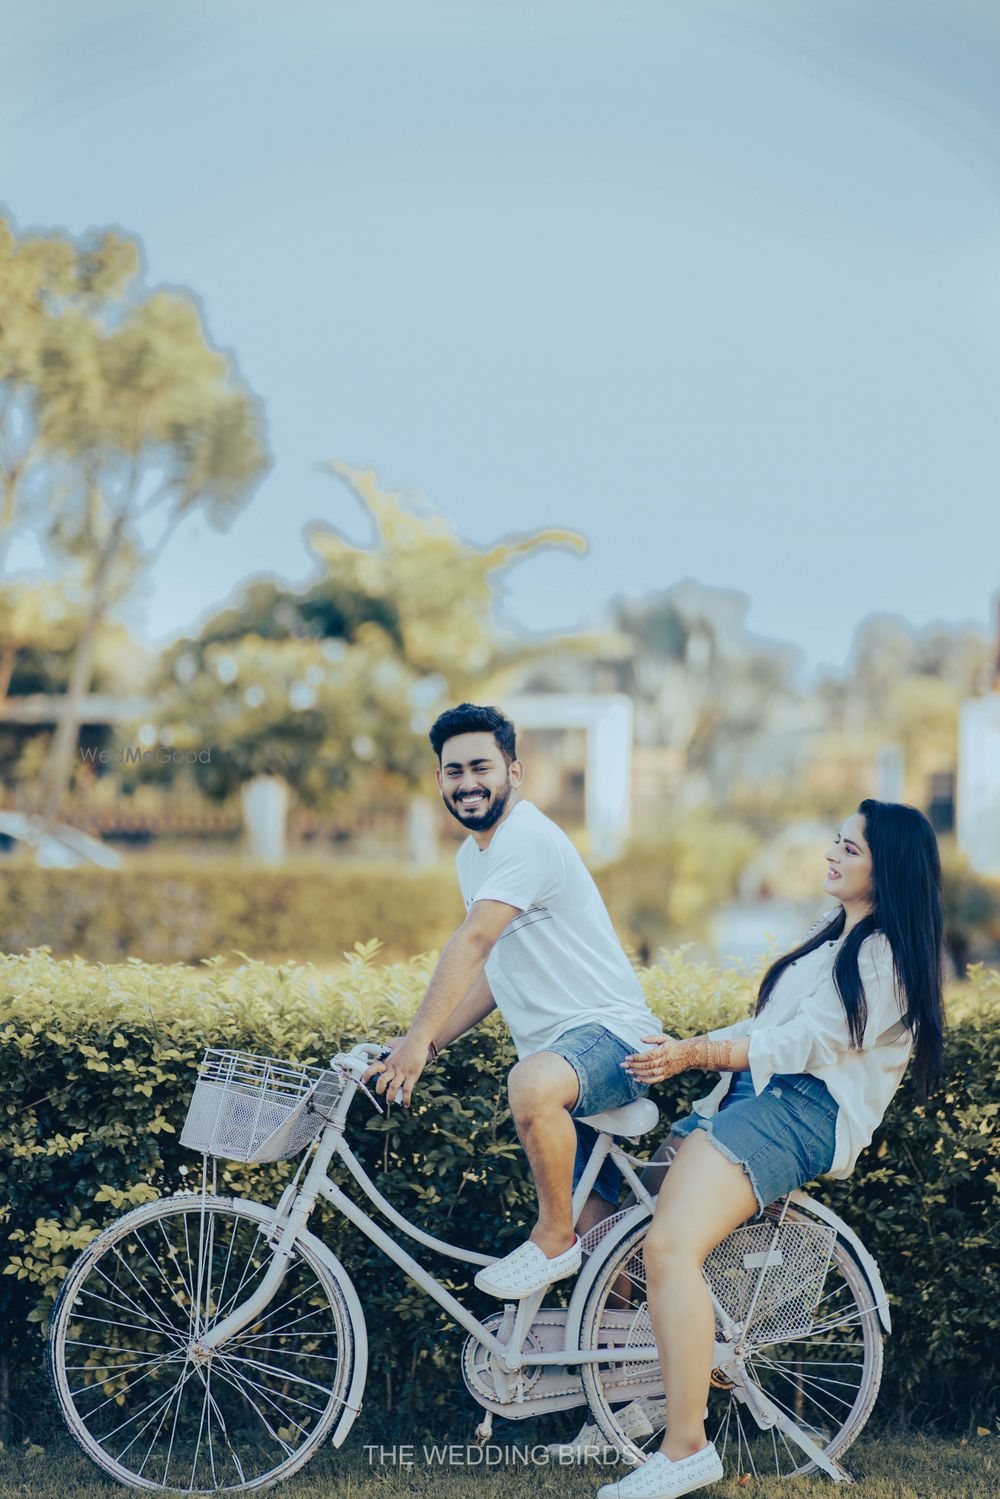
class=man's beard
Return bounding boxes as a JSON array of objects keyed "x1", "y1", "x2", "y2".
[{"x1": 443, "y1": 778, "x2": 513, "y2": 834}]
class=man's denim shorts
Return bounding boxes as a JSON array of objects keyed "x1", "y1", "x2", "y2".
[
  {"x1": 544, "y1": 1022, "x2": 650, "y2": 1206},
  {"x1": 670, "y1": 1069, "x2": 839, "y2": 1212}
]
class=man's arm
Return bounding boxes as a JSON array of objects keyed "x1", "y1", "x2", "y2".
[
  {"x1": 431, "y1": 968, "x2": 497, "y2": 1053},
  {"x1": 379, "y1": 972, "x2": 497, "y2": 1060},
  {"x1": 364, "y1": 900, "x2": 515, "y2": 1104}
]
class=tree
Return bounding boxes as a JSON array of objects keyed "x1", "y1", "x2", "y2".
[
  {"x1": 610, "y1": 583, "x2": 798, "y2": 773},
  {"x1": 131, "y1": 464, "x2": 585, "y2": 823},
  {"x1": 0, "y1": 578, "x2": 85, "y2": 702},
  {"x1": 0, "y1": 215, "x2": 269, "y2": 834}
]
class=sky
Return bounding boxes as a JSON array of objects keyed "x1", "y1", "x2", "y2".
[{"x1": 5, "y1": 0, "x2": 1000, "y2": 675}]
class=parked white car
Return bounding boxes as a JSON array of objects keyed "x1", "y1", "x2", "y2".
[{"x1": 0, "y1": 811, "x2": 122, "y2": 869}]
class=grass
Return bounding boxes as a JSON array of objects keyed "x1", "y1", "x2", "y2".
[{"x1": 0, "y1": 1432, "x2": 993, "y2": 1499}]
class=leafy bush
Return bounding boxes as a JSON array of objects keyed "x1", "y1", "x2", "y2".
[
  {"x1": 4, "y1": 839, "x2": 998, "y2": 975},
  {"x1": 1, "y1": 948, "x2": 996, "y2": 1439},
  {"x1": 0, "y1": 819, "x2": 757, "y2": 969}
]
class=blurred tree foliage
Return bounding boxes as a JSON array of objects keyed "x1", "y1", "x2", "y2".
[
  {"x1": 0, "y1": 215, "x2": 269, "y2": 830},
  {"x1": 0, "y1": 579, "x2": 85, "y2": 700},
  {"x1": 818, "y1": 614, "x2": 993, "y2": 793},
  {"x1": 610, "y1": 585, "x2": 798, "y2": 775},
  {"x1": 124, "y1": 463, "x2": 585, "y2": 807}
]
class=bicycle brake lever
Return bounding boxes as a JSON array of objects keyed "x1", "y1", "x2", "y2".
[
  {"x1": 356, "y1": 1075, "x2": 386, "y2": 1115},
  {"x1": 332, "y1": 1060, "x2": 386, "y2": 1115}
]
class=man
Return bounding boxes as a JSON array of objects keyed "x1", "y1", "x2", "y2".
[{"x1": 364, "y1": 701, "x2": 659, "y2": 1301}]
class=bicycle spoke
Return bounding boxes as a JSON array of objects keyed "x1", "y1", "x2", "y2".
[
  {"x1": 212, "y1": 1213, "x2": 241, "y2": 1324},
  {"x1": 104, "y1": 1364, "x2": 195, "y2": 1451},
  {"x1": 66, "y1": 1351, "x2": 174, "y2": 1375},
  {"x1": 755, "y1": 1356, "x2": 863, "y2": 1395},
  {"x1": 749, "y1": 1359, "x2": 850, "y2": 1427},
  {"x1": 108, "y1": 1248, "x2": 186, "y2": 1339},
  {"x1": 192, "y1": 1364, "x2": 241, "y2": 1488},
  {"x1": 234, "y1": 1343, "x2": 342, "y2": 1364},
  {"x1": 131, "y1": 1228, "x2": 196, "y2": 1326},
  {"x1": 66, "y1": 1333, "x2": 178, "y2": 1354},
  {"x1": 208, "y1": 1361, "x2": 300, "y2": 1454},
  {"x1": 210, "y1": 1233, "x2": 271, "y2": 1324},
  {"x1": 129, "y1": 1368, "x2": 197, "y2": 1477},
  {"x1": 72, "y1": 1355, "x2": 178, "y2": 1416},
  {"x1": 90, "y1": 1263, "x2": 180, "y2": 1339},
  {"x1": 220, "y1": 1350, "x2": 338, "y2": 1401},
  {"x1": 160, "y1": 1338, "x2": 190, "y2": 1489},
  {"x1": 156, "y1": 1217, "x2": 198, "y2": 1317},
  {"x1": 215, "y1": 1354, "x2": 329, "y2": 1419}
]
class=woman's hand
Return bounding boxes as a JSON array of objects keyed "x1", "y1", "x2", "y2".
[
  {"x1": 622, "y1": 1032, "x2": 749, "y2": 1084},
  {"x1": 621, "y1": 1033, "x2": 689, "y2": 1084}
]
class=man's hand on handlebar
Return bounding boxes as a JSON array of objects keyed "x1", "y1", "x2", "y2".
[{"x1": 362, "y1": 1033, "x2": 436, "y2": 1107}]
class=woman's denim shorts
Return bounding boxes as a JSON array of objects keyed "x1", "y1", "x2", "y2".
[
  {"x1": 670, "y1": 1069, "x2": 839, "y2": 1212},
  {"x1": 544, "y1": 1022, "x2": 650, "y2": 1206}
]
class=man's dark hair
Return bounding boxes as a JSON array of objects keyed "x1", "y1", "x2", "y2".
[{"x1": 429, "y1": 703, "x2": 517, "y2": 765}]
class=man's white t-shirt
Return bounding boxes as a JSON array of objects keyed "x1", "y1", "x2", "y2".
[{"x1": 455, "y1": 799, "x2": 658, "y2": 1060}]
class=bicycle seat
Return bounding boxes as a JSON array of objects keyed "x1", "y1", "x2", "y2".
[{"x1": 578, "y1": 1097, "x2": 659, "y2": 1139}]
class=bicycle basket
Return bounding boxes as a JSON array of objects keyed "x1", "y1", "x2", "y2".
[
  {"x1": 180, "y1": 1049, "x2": 344, "y2": 1164},
  {"x1": 704, "y1": 1218, "x2": 837, "y2": 1343}
]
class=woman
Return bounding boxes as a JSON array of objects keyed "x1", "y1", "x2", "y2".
[{"x1": 596, "y1": 800, "x2": 945, "y2": 1499}]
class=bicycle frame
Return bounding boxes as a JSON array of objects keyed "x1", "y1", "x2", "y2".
[{"x1": 197, "y1": 1043, "x2": 676, "y2": 1374}]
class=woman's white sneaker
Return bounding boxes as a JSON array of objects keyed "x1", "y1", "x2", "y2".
[{"x1": 595, "y1": 1444, "x2": 724, "y2": 1499}]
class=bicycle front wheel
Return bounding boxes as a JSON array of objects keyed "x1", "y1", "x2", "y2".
[
  {"x1": 48, "y1": 1193, "x2": 355, "y2": 1493},
  {"x1": 578, "y1": 1202, "x2": 883, "y2": 1479}
]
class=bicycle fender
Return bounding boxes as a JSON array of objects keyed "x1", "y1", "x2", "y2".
[
  {"x1": 270, "y1": 1215, "x2": 370, "y2": 1447},
  {"x1": 563, "y1": 1203, "x2": 653, "y2": 1359},
  {"x1": 789, "y1": 1190, "x2": 892, "y2": 1335}
]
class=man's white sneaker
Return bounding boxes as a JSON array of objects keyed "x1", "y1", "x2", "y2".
[
  {"x1": 596, "y1": 1444, "x2": 724, "y2": 1499},
  {"x1": 473, "y1": 1235, "x2": 581, "y2": 1299},
  {"x1": 545, "y1": 1399, "x2": 655, "y2": 1461}
]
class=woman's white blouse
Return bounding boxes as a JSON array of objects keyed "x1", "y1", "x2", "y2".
[{"x1": 699, "y1": 927, "x2": 913, "y2": 1179}]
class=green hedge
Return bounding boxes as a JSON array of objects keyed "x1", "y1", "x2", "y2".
[
  {"x1": 0, "y1": 948, "x2": 997, "y2": 1439},
  {"x1": 0, "y1": 861, "x2": 460, "y2": 963},
  {"x1": 4, "y1": 847, "x2": 999, "y2": 971}
]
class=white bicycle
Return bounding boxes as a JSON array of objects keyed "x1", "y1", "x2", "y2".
[{"x1": 48, "y1": 1043, "x2": 890, "y2": 1491}]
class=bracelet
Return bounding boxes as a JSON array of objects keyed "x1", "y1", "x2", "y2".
[{"x1": 679, "y1": 1036, "x2": 736, "y2": 1071}]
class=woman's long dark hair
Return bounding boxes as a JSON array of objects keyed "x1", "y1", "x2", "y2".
[{"x1": 755, "y1": 799, "x2": 945, "y2": 1099}]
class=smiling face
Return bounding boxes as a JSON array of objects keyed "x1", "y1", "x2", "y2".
[
  {"x1": 823, "y1": 811, "x2": 875, "y2": 911},
  {"x1": 435, "y1": 730, "x2": 523, "y2": 839}
]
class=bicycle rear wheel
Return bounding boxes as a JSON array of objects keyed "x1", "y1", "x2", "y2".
[
  {"x1": 48, "y1": 1194, "x2": 355, "y2": 1492},
  {"x1": 578, "y1": 1202, "x2": 883, "y2": 1479}
]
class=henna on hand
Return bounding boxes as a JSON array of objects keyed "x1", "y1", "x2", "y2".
[
  {"x1": 676, "y1": 1035, "x2": 740, "y2": 1071},
  {"x1": 624, "y1": 1033, "x2": 741, "y2": 1084}
]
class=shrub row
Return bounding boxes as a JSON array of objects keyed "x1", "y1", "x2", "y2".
[
  {"x1": 3, "y1": 841, "x2": 999, "y2": 969},
  {"x1": 0, "y1": 947, "x2": 997, "y2": 1437},
  {"x1": 0, "y1": 861, "x2": 460, "y2": 964}
]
